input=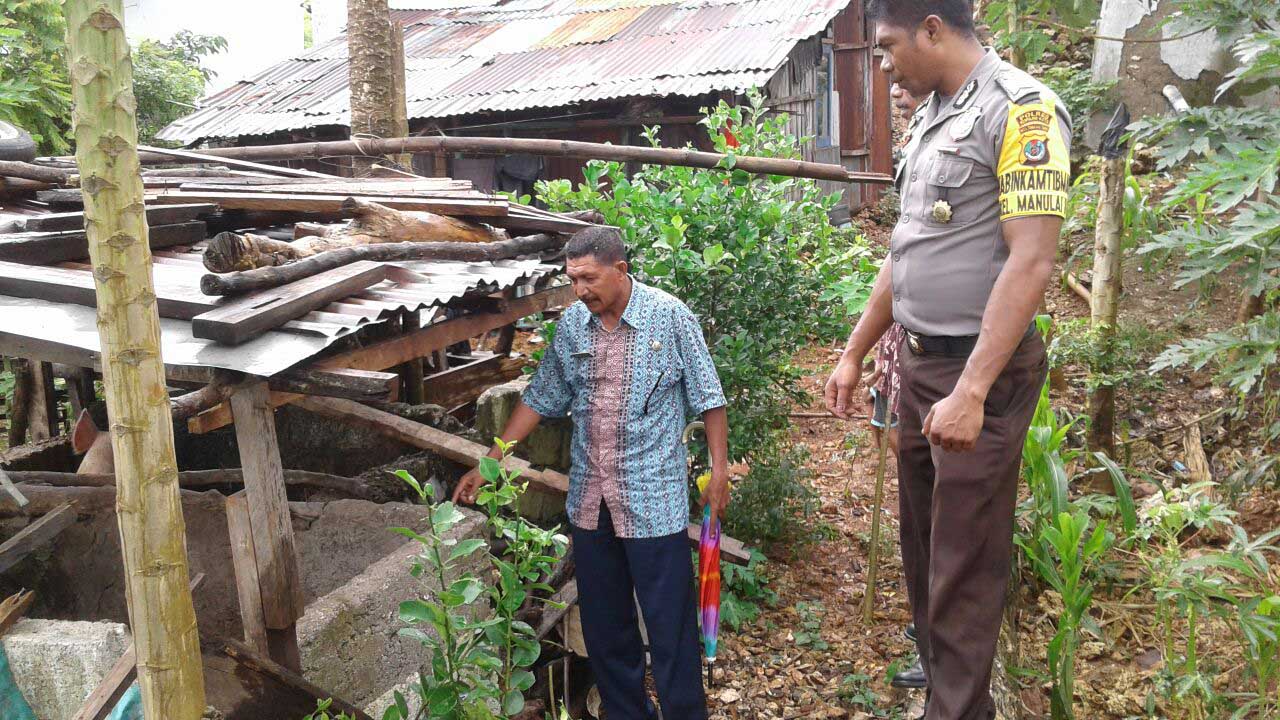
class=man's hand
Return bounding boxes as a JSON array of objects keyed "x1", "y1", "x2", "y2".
[
  {"x1": 700, "y1": 466, "x2": 731, "y2": 529},
  {"x1": 451, "y1": 467, "x2": 485, "y2": 504},
  {"x1": 825, "y1": 355, "x2": 864, "y2": 419},
  {"x1": 922, "y1": 389, "x2": 985, "y2": 453}
]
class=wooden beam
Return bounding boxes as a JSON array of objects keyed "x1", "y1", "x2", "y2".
[
  {"x1": 28, "y1": 361, "x2": 57, "y2": 442},
  {"x1": 422, "y1": 353, "x2": 525, "y2": 409},
  {"x1": 0, "y1": 502, "x2": 75, "y2": 573},
  {"x1": 271, "y1": 367, "x2": 400, "y2": 404},
  {"x1": 191, "y1": 261, "x2": 387, "y2": 345},
  {"x1": 19, "y1": 204, "x2": 216, "y2": 233},
  {"x1": 228, "y1": 383, "x2": 304, "y2": 671},
  {"x1": 226, "y1": 490, "x2": 270, "y2": 656},
  {"x1": 6, "y1": 469, "x2": 380, "y2": 501},
  {"x1": 0, "y1": 259, "x2": 216, "y2": 320},
  {"x1": 137, "y1": 144, "x2": 334, "y2": 179},
  {"x1": 0, "y1": 590, "x2": 35, "y2": 638},
  {"x1": 0, "y1": 221, "x2": 206, "y2": 265},
  {"x1": 151, "y1": 191, "x2": 509, "y2": 218},
  {"x1": 127, "y1": 136, "x2": 895, "y2": 186},
  {"x1": 187, "y1": 284, "x2": 575, "y2": 434},
  {"x1": 216, "y1": 638, "x2": 374, "y2": 720},
  {"x1": 293, "y1": 396, "x2": 568, "y2": 495}
]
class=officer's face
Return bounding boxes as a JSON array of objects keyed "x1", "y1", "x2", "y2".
[{"x1": 875, "y1": 21, "x2": 938, "y2": 99}]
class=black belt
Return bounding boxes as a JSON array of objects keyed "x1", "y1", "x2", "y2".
[{"x1": 904, "y1": 323, "x2": 1036, "y2": 358}]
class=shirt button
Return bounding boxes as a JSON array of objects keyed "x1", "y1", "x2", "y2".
[
  {"x1": 923, "y1": 133, "x2": 933, "y2": 142},
  {"x1": 910, "y1": 173, "x2": 918, "y2": 182},
  {"x1": 901, "y1": 214, "x2": 910, "y2": 224},
  {"x1": 893, "y1": 252, "x2": 901, "y2": 261}
]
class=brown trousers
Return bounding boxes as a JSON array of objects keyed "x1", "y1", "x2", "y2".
[{"x1": 896, "y1": 333, "x2": 1047, "y2": 720}]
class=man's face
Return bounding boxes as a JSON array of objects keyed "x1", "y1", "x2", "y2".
[
  {"x1": 876, "y1": 21, "x2": 937, "y2": 99},
  {"x1": 566, "y1": 254, "x2": 629, "y2": 315}
]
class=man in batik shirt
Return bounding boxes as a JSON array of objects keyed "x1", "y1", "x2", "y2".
[{"x1": 455, "y1": 227, "x2": 730, "y2": 720}]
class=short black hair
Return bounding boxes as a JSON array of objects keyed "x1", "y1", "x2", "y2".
[
  {"x1": 565, "y1": 226, "x2": 626, "y2": 265},
  {"x1": 866, "y1": 0, "x2": 976, "y2": 36}
]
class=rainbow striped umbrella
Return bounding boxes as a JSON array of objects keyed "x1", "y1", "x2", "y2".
[{"x1": 698, "y1": 501, "x2": 722, "y2": 669}]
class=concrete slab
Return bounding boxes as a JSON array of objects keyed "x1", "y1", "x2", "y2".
[
  {"x1": 299, "y1": 506, "x2": 488, "y2": 711},
  {"x1": 2, "y1": 619, "x2": 130, "y2": 720}
]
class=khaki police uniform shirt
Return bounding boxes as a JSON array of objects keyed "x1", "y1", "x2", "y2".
[{"x1": 890, "y1": 49, "x2": 1073, "y2": 337}]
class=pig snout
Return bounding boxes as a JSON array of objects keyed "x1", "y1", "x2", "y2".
[{"x1": 72, "y1": 409, "x2": 115, "y2": 475}]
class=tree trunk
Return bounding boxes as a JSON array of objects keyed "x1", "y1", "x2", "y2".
[
  {"x1": 65, "y1": 2, "x2": 207, "y2": 717},
  {"x1": 347, "y1": 0, "x2": 399, "y2": 176},
  {"x1": 203, "y1": 197, "x2": 500, "y2": 273},
  {"x1": 7, "y1": 359, "x2": 32, "y2": 447},
  {"x1": 1087, "y1": 155, "x2": 1125, "y2": 473}
]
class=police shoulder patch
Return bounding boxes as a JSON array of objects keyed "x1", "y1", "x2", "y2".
[{"x1": 997, "y1": 95, "x2": 1070, "y2": 221}]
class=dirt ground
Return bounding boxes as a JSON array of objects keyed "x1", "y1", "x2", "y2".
[{"x1": 696, "y1": 211, "x2": 1276, "y2": 719}]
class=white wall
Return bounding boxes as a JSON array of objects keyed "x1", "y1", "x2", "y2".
[{"x1": 122, "y1": 0, "x2": 306, "y2": 95}]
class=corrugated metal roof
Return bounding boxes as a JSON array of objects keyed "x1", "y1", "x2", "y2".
[
  {"x1": 0, "y1": 247, "x2": 558, "y2": 378},
  {"x1": 159, "y1": 0, "x2": 849, "y2": 144}
]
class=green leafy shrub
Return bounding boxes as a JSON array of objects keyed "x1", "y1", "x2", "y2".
[
  {"x1": 0, "y1": 0, "x2": 70, "y2": 154},
  {"x1": 720, "y1": 447, "x2": 818, "y2": 548},
  {"x1": 132, "y1": 32, "x2": 226, "y2": 144},
  {"x1": 717, "y1": 549, "x2": 778, "y2": 631},
  {"x1": 385, "y1": 441, "x2": 567, "y2": 720},
  {"x1": 537, "y1": 90, "x2": 875, "y2": 465}
]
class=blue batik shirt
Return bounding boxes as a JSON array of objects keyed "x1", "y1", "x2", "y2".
[{"x1": 522, "y1": 279, "x2": 727, "y2": 538}]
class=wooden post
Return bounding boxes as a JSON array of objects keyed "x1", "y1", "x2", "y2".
[
  {"x1": 388, "y1": 20, "x2": 413, "y2": 171},
  {"x1": 401, "y1": 310, "x2": 425, "y2": 405},
  {"x1": 229, "y1": 382, "x2": 305, "y2": 671},
  {"x1": 7, "y1": 359, "x2": 32, "y2": 447},
  {"x1": 1086, "y1": 106, "x2": 1130, "y2": 470},
  {"x1": 226, "y1": 490, "x2": 271, "y2": 656},
  {"x1": 64, "y1": 1, "x2": 206, "y2": 716},
  {"x1": 28, "y1": 361, "x2": 58, "y2": 441}
]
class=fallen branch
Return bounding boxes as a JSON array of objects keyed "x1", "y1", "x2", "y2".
[
  {"x1": 1064, "y1": 271, "x2": 1092, "y2": 304},
  {"x1": 5, "y1": 469, "x2": 380, "y2": 500},
  {"x1": 201, "y1": 232, "x2": 565, "y2": 296},
  {"x1": 0, "y1": 160, "x2": 74, "y2": 185}
]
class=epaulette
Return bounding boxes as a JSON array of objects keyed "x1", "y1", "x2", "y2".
[{"x1": 994, "y1": 65, "x2": 1046, "y2": 104}]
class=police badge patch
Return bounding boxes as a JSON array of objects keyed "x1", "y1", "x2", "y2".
[{"x1": 1023, "y1": 138, "x2": 1049, "y2": 165}]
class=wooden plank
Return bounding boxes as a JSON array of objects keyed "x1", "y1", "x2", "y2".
[
  {"x1": 270, "y1": 367, "x2": 400, "y2": 403},
  {"x1": 191, "y1": 262, "x2": 387, "y2": 345},
  {"x1": 216, "y1": 638, "x2": 374, "y2": 720},
  {"x1": 226, "y1": 491, "x2": 270, "y2": 656},
  {"x1": 422, "y1": 353, "x2": 525, "y2": 409},
  {"x1": 0, "y1": 502, "x2": 75, "y2": 573},
  {"x1": 0, "y1": 221, "x2": 206, "y2": 265},
  {"x1": 294, "y1": 396, "x2": 569, "y2": 495},
  {"x1": 28, "y1": 361, "x2": 57, "y2": 442},
  {"x1": 151, "y1": 191, "x2": 509, "y2": 218},
  {"x1": 0, "y1": 590, "x2": 35, "y2": 638},
  {"x1": 20, "y1": 204, "x2": 216, "y2": 233},
  {"x1": 71, "y1": 575, "x2": 206, "y2": 720},
  {"x1": 228, "y1": 384, "x2": 305, "y2": 637},
  {"x1": 137, "y1": 144, "x2": 334, "y2": 179},
  {"x1": 0, "y1": 259, "x2": 216, "y2": 320},
  {"x1": 187, "y1": 284, "x2": 575, "y2": 434}
]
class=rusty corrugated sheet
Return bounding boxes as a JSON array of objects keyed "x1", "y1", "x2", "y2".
[{"x1": 159, "y1": 0, "x2": 851, "y2": 144}]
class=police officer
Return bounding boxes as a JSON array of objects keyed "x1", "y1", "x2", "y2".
[{"x1": 825, "y1": 2, "x2": 1071, "y2": 719}]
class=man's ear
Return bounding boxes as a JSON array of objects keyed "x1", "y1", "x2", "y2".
[
  {"x1": 922, "y1": 15, "x2": 944, "y2": 44},
  {"x1": 615, "y1": 259, "x2": 629, "y2": 276}
]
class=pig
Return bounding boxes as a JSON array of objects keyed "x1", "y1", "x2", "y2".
[{"x1": 72, "y1": 408, "x2": 115, "y2": 475}]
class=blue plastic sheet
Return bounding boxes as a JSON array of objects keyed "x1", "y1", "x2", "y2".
[
  {"x1": 105, "y1": 683, "x2": 144, "y2": 720},
  {"x1": 0, "y1": 646, "x2": 37, "y2": 720}
]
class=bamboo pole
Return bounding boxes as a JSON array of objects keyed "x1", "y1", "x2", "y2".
[
  {"x1": 64, "y1": 2, "x2": 206, "y2": 717},
  {"x1": 861, "y1": 424, "x2": 890, "y2": 623},
  {"x1": 125, "y1": 136, "x2": 894, "y2": 186}
]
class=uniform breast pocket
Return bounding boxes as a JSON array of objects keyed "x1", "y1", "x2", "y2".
[
  {"x1": 921, "y1": 154, "x2": 983, "y2": 227},
  {"x1": 639, "y1": 358, "x2": 684, "y2": 416}
]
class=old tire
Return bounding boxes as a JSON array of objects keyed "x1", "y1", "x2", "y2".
[{"x1": 0, "y1": 121, "x2": 37, "y2": 162}]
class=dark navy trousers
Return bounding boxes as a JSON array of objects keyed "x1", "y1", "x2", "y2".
[{"x1": 571, "y1": 502, "x2": 708, "y2": 720}]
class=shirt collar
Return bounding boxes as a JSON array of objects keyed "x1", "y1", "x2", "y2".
[{"x1": 581, "y1": 276, "x2": 651, "y2": 331}]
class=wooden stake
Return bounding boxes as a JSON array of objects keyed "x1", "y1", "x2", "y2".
[
  {"x1": 228, "y1": 383, "x2": 305, "y2": 671},
  {"x1": 64, "y1": 1, "x2": 205, "y2": 715},
  {"x1": 861, "y1": 425, "x2": 890, "y2": 624},
  {"x1": 28, "y1": 361, "x2": 57, "y2": 442}
]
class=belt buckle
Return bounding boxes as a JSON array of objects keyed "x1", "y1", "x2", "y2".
[{"x1": 907, "y1": 333, "x2": 923, "y2": 354}]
